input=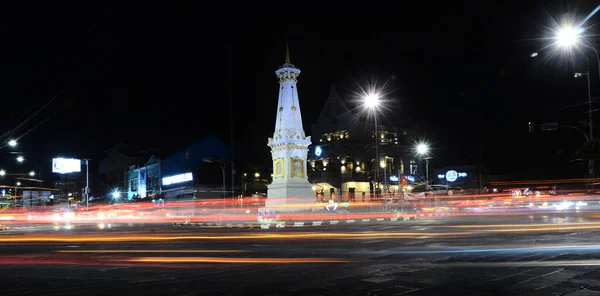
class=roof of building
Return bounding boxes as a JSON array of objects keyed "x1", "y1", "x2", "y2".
[
  {"x1": 317, "y1": 85, "x2": 351, "y2": 123},
  {"x1": 160, "y1": 135, "x2": 231, "y2": 176}
]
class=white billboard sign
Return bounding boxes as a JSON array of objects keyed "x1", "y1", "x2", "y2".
[
  {"x1": 52, "y1": 158, "x2": 81, "y2": 174},
  {"x1": 162, "y1": 172, "x2": 193, "y2": 186}
]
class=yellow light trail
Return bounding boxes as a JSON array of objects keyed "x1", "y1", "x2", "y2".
[
  {"x1": 442, "y1": 222, "x2": 600, "y2": 228},
  {"x1": 56, "y1": 249, "x2": 247, "y2": 253},
  {"x1": 126, "y1": 257, "x2": 353, "y2": 264},
  {"x1": 0, "y1": 231, "x2": 473, "y2": 243},
  {"x1": 482, "y1": 225, "x2": 600, "y2": 232}
]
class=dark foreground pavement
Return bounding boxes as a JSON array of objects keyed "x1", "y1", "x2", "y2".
[{"x1": 2, "y1": 212, "x2": 600, "y2": 295}]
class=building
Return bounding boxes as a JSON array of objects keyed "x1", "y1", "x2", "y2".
[
  {"x1": 307, "y1": 85, "x2": 418, "y2": 200},
  {"x1": 126, "y1": 155, "x2": 161, "y2": 199},
  {"x1": 266, "y1": 48, "x2": 314, "y2": 206},
  {"x1": 125, "y1": 135, "x2": 231, "y2": 200},
  {"x1": 98, "y1": 144, "x2": 154, "y2": 192}
]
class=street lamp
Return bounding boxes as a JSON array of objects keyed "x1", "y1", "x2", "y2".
[
  {"x1": 555, "y1": 26, "x2": 583, "y2": 48},
  {"x1": 29, "y1": 171, "x2": 35, "y2": 177},
  {"x1": 203, "y1": 158, "x2": 226, "y2": 198},
  {"x1": 362, "y1": 92, "x2": 381, "y2": 196},
  {"x1": 547, "y1": 24, "x2": 595, "y2": 176},
  {"x1": 0, "y1": 170, "x2": 5, "y2": 177},
  {"x1": 416, "y1": 143, "x2": 430, "y2": 190},
  {"x1": 16, "y1": 182, "x2": 21, "y2": 186},
  {"x1": 254, "y1": 172, "x2": 260, "y2": 178},
  {"x1": 16, "y1": 156, "x2": 24, "y2": 163},
  {"x1": 8, "y1": 140, "x2": 17, "y2": 147},
  {"x1": 416, "y1": 143, "x2": 428, "y2": 155}
]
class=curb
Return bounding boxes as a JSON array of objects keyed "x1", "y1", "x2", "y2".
[
  {"x1": 418, "y1": 213, "x2": 449, "y2": 217},
  {"x1": 173, "y1": 215, "x2": 416, "y2": 229}
]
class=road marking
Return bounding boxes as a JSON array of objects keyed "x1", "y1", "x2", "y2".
[{"x1": 346, "y1": 220, "x2": 355, "y2": 223}]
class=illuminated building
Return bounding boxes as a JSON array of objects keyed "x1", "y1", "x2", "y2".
[
  {"x1": 308, "y1": 85, "x2": 416, "y2": 200},
  {"x1": 127, "y1": 155, "x2": 161, "y2": 199},
  {"x1": 126, "y1": 136, "x2": 231, "y2": 200},
  {"x1": 266, "y1": 48, "x2": 314, "y2": 206}
]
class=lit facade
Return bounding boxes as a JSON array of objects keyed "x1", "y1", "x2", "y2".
[
  {"x1": 125, "y1": 136, "x2": 231, "y2": 200},
  {"x1": 126, "y1": 155, "x2": 161, "y2": 200},
  {"x1": 308, "y1": 85, "x2": 416, "y2": 200}
]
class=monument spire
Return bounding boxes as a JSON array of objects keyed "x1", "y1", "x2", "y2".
[{"x1": 285, "y1": 42, "x2": 291, "y2": 65}]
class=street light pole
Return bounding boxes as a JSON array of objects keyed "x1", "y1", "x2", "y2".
[
  {"x1": 586, "y1": 59, "x2": 595, "y2": 177},
  {"x1": 374, "y1": 115, "x2": 379, "y2": 195},
  {"x1": 83, "y1": 159, "x2": 90, "y2": 207},
  {"x1": 425, "y1": 158, "x2": 430, "y2": 191},
  {"x1": 203, "y1": 158, "x2": 226, "y2": 198}
]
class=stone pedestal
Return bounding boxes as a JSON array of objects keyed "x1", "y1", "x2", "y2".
[{"x1": 267, "y1": 179, "x2": 315, "y2": 207}]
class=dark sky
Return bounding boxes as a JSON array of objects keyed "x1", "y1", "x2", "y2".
[{"x1": 2, "y1": 1, "x2": 600, "y2": 178}]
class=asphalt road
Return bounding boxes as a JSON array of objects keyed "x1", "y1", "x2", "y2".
[{"x1": 2, "y1": 212, "x2": 600, "y2": 295}]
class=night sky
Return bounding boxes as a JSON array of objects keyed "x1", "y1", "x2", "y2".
[{"x1": 2, "y1": 1, "x2": 599, "y2": 179}]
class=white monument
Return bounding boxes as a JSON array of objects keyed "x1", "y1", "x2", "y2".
[{"x1": 266, "y1": 47, "x2": 314, "y2": 207}]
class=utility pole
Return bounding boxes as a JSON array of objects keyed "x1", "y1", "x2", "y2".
[
  {"x1": 587, "y1": 59, "x2": 595, "y2": 177},
  {"x1": 83, "y1": 159, "x2": 90, "y2": 207},
  {"x1": 228, "y1": 41, "x2": 235, "y2": 199}
]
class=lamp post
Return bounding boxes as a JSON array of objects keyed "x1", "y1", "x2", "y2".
[
  {"x1": 552, "y1": 24, "x2": 595, "y2": 176},
  {"x1": 83, "y1": 159, "x2": 90, "y2": 207},
  {"x1": 416, "y1": 143, "x2": 429, "y2": 189},
  {"x1": 362, "y1": 93, "x2": 381, "y2": 197},
  {"x1": 203, "y1": 158, "x2": 226, "y2": 199}
]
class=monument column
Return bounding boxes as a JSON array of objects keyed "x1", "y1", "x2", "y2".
[{"x1": 266, "y1": 47, "x2": 314, "y2": 207}]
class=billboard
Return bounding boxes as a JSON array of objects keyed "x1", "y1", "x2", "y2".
[
  {"x1": 162, "y1": 172, "x2": 193, "y2": 186},
  {"x1": 52, "y1": 158, "x2": 81, "y2": 174}
]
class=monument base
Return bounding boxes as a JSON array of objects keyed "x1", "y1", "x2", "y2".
[{"x1": 266, "y1": 180, "x2": 315, "y2": 208}]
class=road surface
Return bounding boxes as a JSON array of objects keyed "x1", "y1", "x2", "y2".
[{"x1": 1, "y1": 211, "x2": 600, "y2": 295}]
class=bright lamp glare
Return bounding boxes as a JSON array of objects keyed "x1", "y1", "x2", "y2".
[
  {"x1": 8, "y1": 140, "x2": 16, "y2": 147},
  {"x1": 111, "y1": 191, "x2": 120, "y2": 199},
  {"x1": 416, "y1": 144, "x2": 428, "y2": 155},
  {"x1": 363, "y1": 94, "x2": 380, "y2": 108},
  {"x1": 556, "y1": 26, "x2": 581, "y2": 47},
  {"x1": 16, "y1": 156, "x2": 24, "y2": 163}
]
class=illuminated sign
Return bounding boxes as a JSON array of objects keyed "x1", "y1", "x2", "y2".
[
  {"x1": 438, "y1": 170, "x2": 467, "y2": 182},
  {"x1": 162, "y1": 172, "x2": 193, "y2": 186},
  {"x1": 389, "y1": 175, "x2": 399, "y2": 182},
  {"x1": 52, "y1": 158, "x2": 81, "y2": 174},
  {"x1": 314, "y1": 146, "x2": 322, "y2": 157},
  {"x1": 446, "y1": 170, "x2": 458, "y2": 182},
  {"x1": 405, "y1": 175, "x2": 416, "y2": 182}
]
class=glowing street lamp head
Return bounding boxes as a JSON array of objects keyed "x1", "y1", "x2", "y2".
[
  {"x1": 8, "y1": 140, "x2": 17, "y2": 147},
  {"x1": 29, "y1": 171, "x2": 35, "y2": 177},
  {"x1": 16, "y1": 182, "x2": 21, "y2": 186},
  {"x1": 111, "y1": 190, "x2": 120, "y2": 199},
  {"x1": 363, "y1": 93, "x2": 380, "y2": 109},
  {"x1": 16, "y1": 156, "x2": 24, "y2": 163},
  {"x1": 416, "y1": 143, "x2": 428, "y2": 155},
  {"x1": 0, "y1": 170, "x2": 5, "y2": 176},
  {"x1": 556, "y1": 26, "x2": 583, "y2": 48}
]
